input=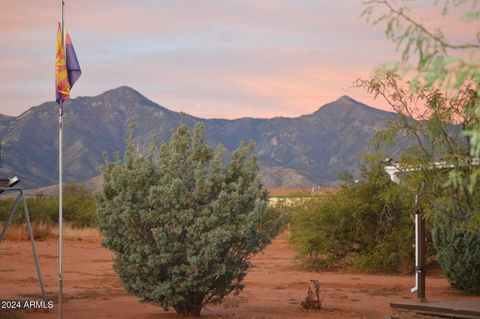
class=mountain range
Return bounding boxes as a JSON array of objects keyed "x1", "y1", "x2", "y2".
[{"x1": 0, "y1": 86, "x2": 400, "y2": 189}]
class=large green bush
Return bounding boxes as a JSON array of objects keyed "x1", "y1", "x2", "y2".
[
  {"x1": 289, "y1": 154, "x2": 415, "y2": 272},
  {"x1": 96, "y1": 123, "x2": 285, "y2": 317},
  {"x1": 433, "y1": 220, "x2": 480, "y2": 294}
]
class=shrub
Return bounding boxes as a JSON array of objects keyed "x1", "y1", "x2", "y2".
[
  {"x1": 433, "y1": 220, "x2": 480, "y2": 294},
  {"x1": 0, "y1": 183, "x2": 97, "y2": 228},
  {"x1": 289, "y1": 153, "x2": 415, "y2": 272},
  {"x1": 62, "y1": 183, "x2": 98, "y2": 227},
  {"x1": 96, "y1": 123, "x2": 285, "y2": 316}
]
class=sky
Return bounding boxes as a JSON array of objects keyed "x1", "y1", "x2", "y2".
[{"x1": 0, "y1": 0, "x2": 471, "y2": 119}]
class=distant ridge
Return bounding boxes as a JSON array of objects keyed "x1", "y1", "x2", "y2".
[{"x1": 0, "y1": 86, "x2": 400, "y2": 189}]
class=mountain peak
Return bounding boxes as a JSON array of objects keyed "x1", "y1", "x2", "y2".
[
  {"x1": 102, "y1": 86, "x2": 142, "y2": 97},
  {"x1": 315, "y1": 95, "x2": 384, "y2": 113},
  {"x1": 336, "y1": 95, "x2": 356, "y2": 103},
  {"x1": 0, "y1": 88, "x2": 401, "y2": 189},
  {"x1": 94, "y1": 86, "x2": 157, "y2": 107}
]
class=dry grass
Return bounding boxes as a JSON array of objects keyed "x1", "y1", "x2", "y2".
[
  {"x1": 53, "y1": 225, "x2": 100, "y2": 242},
  {"x1": 1, "y1": 223, "x2": 100, "y2": 242},
  {"x1": 1, "y1": 223, "x2": 53, "y2": 241}
]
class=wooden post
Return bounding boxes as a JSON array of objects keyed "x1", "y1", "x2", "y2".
[{"x1": 301, "y1": 280, "x2": 321, "y2": 309}]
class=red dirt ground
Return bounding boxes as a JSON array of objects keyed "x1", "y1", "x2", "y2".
[{"x1": 1, "y1": 233, "x2": 479, "y2": 318}]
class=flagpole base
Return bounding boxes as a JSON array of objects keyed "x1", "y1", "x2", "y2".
[{"x1": 58, "y1": 275, "x2": 63, "y2": 318}]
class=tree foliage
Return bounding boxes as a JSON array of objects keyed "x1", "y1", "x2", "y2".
[
  {"x1": 359, "y1": 72, "x2": 480, "y2": 224},
  {"x1": 96, "y1": 123, "x2": 285, "y2": 317},
  {"x1": 362, "y1": 0, "x2": 480, "y2": 90},
  {"x1": 358, "y1": 70, "x2": 480, "y2": 293},
  {"x1": 363, "y1": 0, "x2": 480, "y2": 190},
  {"x1": 289, "y1": 152, "x2": 415, "y2": 273}
]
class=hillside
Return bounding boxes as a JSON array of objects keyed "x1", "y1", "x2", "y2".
[{"x1": 0, "y1": 87, "x2": 399, "y2": 189}]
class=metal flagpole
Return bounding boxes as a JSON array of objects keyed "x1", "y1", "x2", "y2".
[{"x1": 59, "y1": 1, "x2": 65, "y2": 318}]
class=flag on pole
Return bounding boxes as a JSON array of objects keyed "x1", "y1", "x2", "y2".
[
  {"x1": 55, "y1": 22, "x2": 70, "y2": 104},
  {"x1": 65, "y1": 30, "x2": 81, "y2": 89},
  {"x1": 55, "y1": 23, "x2": 81, "y2": 104},
  {"x1": 55, "y1": 5, "x2": 82, "y2": 318}
]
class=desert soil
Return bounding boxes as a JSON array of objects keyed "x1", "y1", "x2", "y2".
[{"x1": 1, "y1": 233, "x2": 479, "y2": 319}]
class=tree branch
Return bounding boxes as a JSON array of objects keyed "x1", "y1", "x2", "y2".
[{"x1": 364, "y1": 0, "x2": 480, "y2": 50}]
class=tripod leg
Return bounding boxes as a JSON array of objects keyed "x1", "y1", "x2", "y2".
[
  {"x1": 22, "y1": 192, "x2": 47, "y2": 301},
  {"x1": 0, "y1": 194, "x2": 22, "y2": 242}
]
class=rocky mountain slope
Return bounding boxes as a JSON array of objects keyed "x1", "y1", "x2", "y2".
[{"x1": 0, "y1": 87, "x2": 399, "y2": 189}]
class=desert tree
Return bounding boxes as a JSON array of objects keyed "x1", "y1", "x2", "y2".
[
  {"x1": 360, "y1": 0, "x2": 480, "y2": 219},
  {"x1": 358, "y1": 73, "x2": 480, "y2": 294},
  {"x1": 362, "y1": 0, "x2": 480, "y2": 188},
  {"x1": 360, "y1": 0, "x2": 480, "y2": 292},
  {"x1": 358, "y1": 73, "x2": 479, "y2": 221}
]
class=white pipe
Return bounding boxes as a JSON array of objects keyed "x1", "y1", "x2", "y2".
[{"x1": 411, "y1": 213, "x2": 419, "y2": 293}]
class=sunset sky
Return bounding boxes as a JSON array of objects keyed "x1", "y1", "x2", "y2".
[{"x1": 0, "y1": 0, "x2": 469, "y2": 119}]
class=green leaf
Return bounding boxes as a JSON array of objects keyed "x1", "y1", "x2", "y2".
[
  {"x1": 455, "y1": 68, "x2": 471, "y2": 89},
  {"x1": 409, "y1": 75, "x2": 420, "y2": 91},
  {"x1": 462, "y1": 10, "x2": 480, "y2": 22}
]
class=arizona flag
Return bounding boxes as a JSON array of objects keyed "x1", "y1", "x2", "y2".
[{"x1": 55, "y1": 22, "x2": 81, "y2": 105}]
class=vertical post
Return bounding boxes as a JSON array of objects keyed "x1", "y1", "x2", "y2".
[
  {"x1": 58, "y1": 92, "x2": 64, "y2": 316},
  {"x1": 58, "y1": 2, "x2": 65, "y2": 319},
  {"x1": 412, "y1": 193, "x2": 426, "y2": 301},
  {"x1": 417, "y1": 206, "x2": 426, "y2": 302},
  {"x1": 58, "y1": 91, "x2": 64, "y2": 317},
  {"x1": 413, "y1": 212, "x2": 419, "y2": 293}
]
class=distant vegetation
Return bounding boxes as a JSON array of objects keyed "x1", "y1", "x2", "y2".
[{"x1": 0, "y1": 183, "x2": 97, "y2": 228}]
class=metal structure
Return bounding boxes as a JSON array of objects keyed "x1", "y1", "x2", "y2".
[
  {"x1": 384, "y1": 160, "x2": 427, "y2": 301},
  {"x1": 384, "y1": 158, "x2": 479, "y2": 302},
  {"x1": 0, "y1": 184, "x2": 47, "y2": 301},
  {"x1": 413, "y1": 193, "x2": 426, "y2": 301},
  {"x1": 58, "y1": 2, "x2": 65, "y2": 318}
]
